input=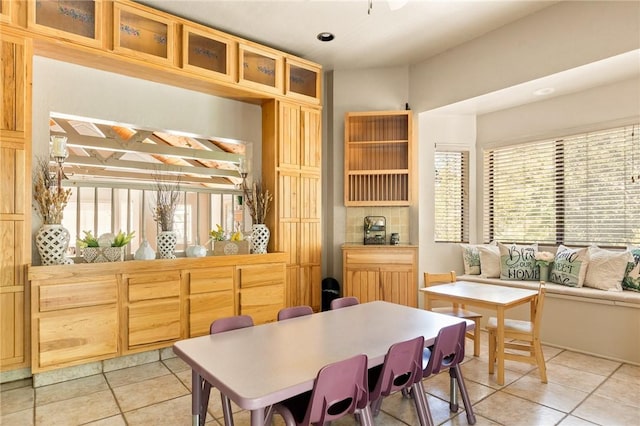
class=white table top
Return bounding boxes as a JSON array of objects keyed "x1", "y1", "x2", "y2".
[
  {"x1": 173, "y1": 301, "x2": 469, "y2": 411},
  {"x1": 420, "y1": 280, "x2": 538, "y2": 306}
]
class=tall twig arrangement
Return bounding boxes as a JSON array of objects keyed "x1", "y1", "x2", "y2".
[
  {"x1": 33, "y1": 157, "x2": 72, "y2": 224},
  {"x1": 152, "y1": 174, "x2": 181, "y2": 231},
  {"x1": 243, "y1": 180, "x2": 273, "y2": 224}
]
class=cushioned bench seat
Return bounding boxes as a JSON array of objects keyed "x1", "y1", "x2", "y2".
[{"x1": 457, "y1": 275, "x2": 640, "y2": 365}]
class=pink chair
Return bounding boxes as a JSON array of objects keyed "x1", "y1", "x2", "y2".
[
  {"x1": 277, "y1": 305, "x2": 313, "y2": 321},
  {"x1": 198, "y1": 315, "x2": 254, "y2": 426},
  {"x1": 268, "y1": 354, "x2": 373, "y2": 426},
  {"x1": 421, "y1": 321, "x2": 476, "y2": 425},
  {"x1": 368, "y1": 336, "x2": 427, "y2": 422},
  {"x1": 330, "y1": 296, "x2": 359, "y2": 310}
]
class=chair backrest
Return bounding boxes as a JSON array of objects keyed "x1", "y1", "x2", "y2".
[
  {"x1": 369, "y1": 336, "x2": 425, "y2": 402},
  {"x1": 304, "y1": 354, "x2": 369, "y2": 425},
  {"x1": 424, "y1": 271, "x2": 456, "y2": 287},
  {"x1": 422, "y1": 321, "x2": 466, "y2": 377},
  {"x1": 277, "y1": 305, "x2": 313, "y2": 321},
  {"x1": 532, "y1": 283, "x2": 546, "y2": 337},
  {"x1": 210, "y1": 314, "x2": 254, "y2": 334},
  {"x1": 330, "y1": 296, "x2": 359, "y2": 310}
]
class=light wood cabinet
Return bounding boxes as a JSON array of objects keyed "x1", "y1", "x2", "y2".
[
  {"x1": 31, "y1": 275, "x2": 118, "y2": 371},
  {"x1": 123, "y1": 271, "x2": 182, "y2": 350},
  {"x1": 342, "y1": 245, "x2": 418, "y2": 307},
  {"x1": 113, "y1": 0, "x2": 176, "y2": 66},
  {"x1": 239, "y1": 42, "x2": 284, "y2": 95},
  {"x1": 285, "y1": 56, "x2": 321, "y2": 104},
  {"x1": 263, "y1": 101, "x2": 322, "y2": 311},
  {"x1": 344, "y1": 111, "x2": 413, "y2": 206},
  {"x1": 0, "y1": 0, "x2": 12, "y2": 24},
  {"x1": 187, "y1": 267, "x2": 235, "y2": 336},
  {"x1": 27, "y1": 0, "x2": 104, "y2": 48},
  {"x1": 29, "y1": 253, "x2": 287, "y2": 372},
  {"x1": 181, "y1": 23, "x2": 237, "y2": 82},
  {"x1": 0, "y1": 31, "x2": 30, "y2": 372}
]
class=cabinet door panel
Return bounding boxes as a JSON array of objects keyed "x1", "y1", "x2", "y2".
[
  {"x1": 300, "y1": 173, "x2": 321, "y2": 220},
  {"x1": 276, "y1": 221, "x2": 298, "y2": 266},
  {"x1": 278, "y1": 171, "x2": 299, "y2": 220},
  {"x1": 38, "y1": 304, "x2": 117, "y2": 368},
  {"x1": 301, "y1": 107, "x2": 321, "y2": 169},
  {"x1": 189, "y1": 292, "x2": 234, "y2": 337},
  {"x1": 1, "y1": 290, "x2": 24, "y2": 363},
  {"x1": 344, "y1": 269, "x2": 379, "y2": 303},
  {"x1": 238, "y1": 264, "x2": 286, "y2": 288},
  {"x1": 380, "y1": 266, "x2": 415, "y2": 307},
  {"x1": 299, "y1": 265, "x2": 321, "y2": 311},
  {"x1": 0, "y1": 37, "x2": 26, "y2": 134},
  {"x1": 128, "y1": 299, "x2": 181, "y2": 347},
  {"x1": 278, "y1": 102, "x2": 300, "y2": 168},
  {"x1": 189, "y1": 267, "x2": 234, "y2": 294},
  {"x1": 39, "y1": 277, "x2": 117, "y2": 312},
  {"x1": 240, "y1": 284, "x2": 284, "y2": 324},
  {"x1": 127, "y1": 272, "x2": 181, "y2": 301}
]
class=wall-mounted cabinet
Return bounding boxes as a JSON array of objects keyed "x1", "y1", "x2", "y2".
[
  {"x1": 285, "y1": 57, "x2": 321, "y2": 104},
  {"x1": 0, "y1": 0, "x2": 13, "y2": 23},
  {"x1": 113, "y1": 1, "x2": 176, "y2": 66},
  {"x1": 239, "y1": 42, "x2": 284, "y2": 95},
  {"x1": 181, "y1": 23, "x2": 237, "y2": 82},
  {"x1": 344, "y1": 111, "x2": 413, "y2": 206},
  {"x1": 28, "y1": 0, "x2": 104, "y2": 48}
]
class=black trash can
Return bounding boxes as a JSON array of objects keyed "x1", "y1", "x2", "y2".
[{"x1": 321, "y1": 277, "x2": 340, "y2": 311}]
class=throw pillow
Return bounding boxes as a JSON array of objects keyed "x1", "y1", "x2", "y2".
[
  {"x1": 460, "y1": 244, "x2": 485, "y2": 275},
  {"x1": 477, "y1": 244, "x2": 501, "y2": 278},
  {"x1": 550, "y1": 245, "x2": 589, "y2": 287},
  {"x1": 623, "y1": 246, "x2": 640, "y2": 292},
  {"x1": 498, "y1": 242, "x2": 538, "y2": 281},
  {"x1": 584, "y1": 246, "x2": 632, "y2": 291}
]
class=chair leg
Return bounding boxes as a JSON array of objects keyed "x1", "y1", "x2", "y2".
[
  {"x1": 452, "y1": 365, "x2": 476, "y2": 425},
  {"x1": 533, "y1": 338, "x2": 548, "y2": 383},
  {"x1": 488, "y1": 330, "x2": 496, "y2": 375},
  {"x1": 412, "y1": 381, "x2": 434, "y2": 426},
  {"x1": 200, "y1": 380, "x2": 212, "y2": 426},
  {"x1": 448, "y1": 369, "x2": 458, "y2": 412}
]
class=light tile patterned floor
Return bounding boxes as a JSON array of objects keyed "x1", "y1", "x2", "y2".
[{"x1": 1, "y1": 332, "x2": 639, "y2": 425}]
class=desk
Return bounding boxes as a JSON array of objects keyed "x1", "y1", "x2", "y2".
[
  {"x1": 420, "y1": 281, "x2": 539, "y2": 385},
  {"x1": 173, "y1": 301, "x2": 470, "y2": 426}
]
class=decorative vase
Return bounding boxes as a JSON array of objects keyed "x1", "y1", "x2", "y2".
[
  {"x1": 539, "y1": 264, "x2": 550, "y2": 282},
  {"x1": 186, "y1": 244, "x2": 207, "y2": 258},
  {"x1": 35, "y1": 224, "x2": 71, "y2": 266},
  {"x1": 134, "y1": 238, "x2": 156, "y2": 260},
  {"x1": 157, "y1": 231, "x2": 177, "y2": 259},
  {"x1": 251, "y1": 224, "x2": 270, "y2": 254},
  {"x1": 83, "y1": 246, "x2": 125, "y2": 263}
]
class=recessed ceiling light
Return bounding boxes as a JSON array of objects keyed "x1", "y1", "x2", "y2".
[
  {"x1": 533, "y1": 87, "x2": 555, "y2": 96},
  {"x1": 317, "y1": 32, "x2": 335, "y2": 42}
]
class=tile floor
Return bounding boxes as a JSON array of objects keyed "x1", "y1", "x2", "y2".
[{"x1": 1, "y1": 331, "x2": 639, "y2": 426}]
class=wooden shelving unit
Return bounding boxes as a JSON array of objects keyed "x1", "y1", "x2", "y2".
[{"x1": 344, "y1": 110, "x2": 412, "y2": 206}]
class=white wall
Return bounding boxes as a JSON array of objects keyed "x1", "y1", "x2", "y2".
[{"x1": 324, "y1": 66, "x2": 409, "y2": 280}]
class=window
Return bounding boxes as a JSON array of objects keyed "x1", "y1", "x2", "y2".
[
  {"x1": 483, "y1": 123, "x2": 640, "y2": 246},
  {"x1": 434, "y1": 150, "x2": 469, "y2": 243}
]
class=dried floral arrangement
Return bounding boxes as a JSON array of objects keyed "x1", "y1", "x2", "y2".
[
  {"x1": 243, "y1": 180, "x2": 273, "y2": 224},
  {"x1": 33, "y1": 157, "x2": 72, "y2": 224},
  {"x1": 152, "y1": 174, "x2": 181, "y2": 231}
]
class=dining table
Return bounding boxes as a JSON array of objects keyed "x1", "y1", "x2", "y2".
[
  {"x1": 173, "y1": 300, "x2": 473, "y2": 426},
  {"x1": 420, "y1": 280, "x2": 539, "y2": 385}
]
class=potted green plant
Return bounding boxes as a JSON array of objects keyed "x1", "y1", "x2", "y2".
[{"x1": 78, "y1": 230, "x2": 135, "y2": 263}]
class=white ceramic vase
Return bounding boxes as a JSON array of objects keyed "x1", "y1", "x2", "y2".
[
  {"x1": 157, "y1": 231, "x2": 177, "y2": 259},
  {"x1": 251, "y1": 224, "x2": 270, "y2": 254},
  {"x1": 35, "y1": 224, "x2": 70, "y2": 265},
  {"x1": 134, "y1": 238, "x2": 156, "y2": 260}
]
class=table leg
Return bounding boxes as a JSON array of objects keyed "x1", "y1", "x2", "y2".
[
  {"x1": 191, "y1": 370, "x2": 202, "y2": 426},
  {"x1": 250, "y1": 407, "x2": 266, "y2": 426},
  {"x1": 496, "y1": 307, "x2": 505, "y2": 385},
  {"x1": 424, "y1": 293, "x2": 432, "y2": 310}
]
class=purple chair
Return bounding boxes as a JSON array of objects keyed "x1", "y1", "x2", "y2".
[
  {"x1": 198, "y1": 315, "x2": 254, "y2": 426},
  {"x1": 268, "y1": 354, "x2": 373, "y2": 426},
  {"x1": 330, "y1": 296, "x2": 359, "y2": 310},
  {"x1": 277, "y1": 305, "x2": 313, "y2": 321},
  {"x1": 421, "y1": 321, "x2": 476, "y2": 425},
  {"x1": 368, "y1": 336, "x2": 427, "y2": 421}
]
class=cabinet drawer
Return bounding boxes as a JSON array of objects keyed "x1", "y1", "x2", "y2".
[
  {"x1": 238, "y1": 264, "x2": 285, "y2": 289},
  {"x1": 240, "y1": 284, "x2": 285, "y2": 324},
  {"x1": 128, "y1": 299, "x2": 181, "y2": 347},
  {"x1": 344, "y1": 250, "x2": 415, "y2": 266},
  {"x1": 189, "y1": 292, "x2": 234, "y2": 337},
  {"x1": 37, "y1": 304, "x2": 118, "y2": 369},
  {"x1": 126, "y1": 272, "x2": 180, "y2": 302},
  {"x1": 39, "y1": 276, "x2": 117, "y2": 312},
  {"x1": 188, "y1": 267, "x2": 234, "y2": 294}
]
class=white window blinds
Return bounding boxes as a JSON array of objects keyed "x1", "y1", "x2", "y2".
[
  {"x1": 434, "y1": 151, "x2": 469, "y2": 243},
  {"x1": 483, "y1": 124, "x2": 640, "y2": 246}
]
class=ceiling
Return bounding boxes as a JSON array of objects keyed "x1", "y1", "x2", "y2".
[{"x1": 137, "y1": 0, "x2": 639, "y2": 115}]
